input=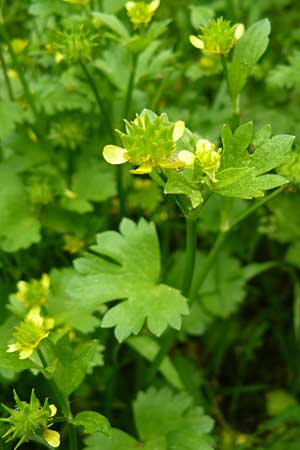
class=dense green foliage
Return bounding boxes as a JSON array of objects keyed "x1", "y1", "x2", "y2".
[{"x1": 1, "y1": 0, "x2": 300, "y2": 449}]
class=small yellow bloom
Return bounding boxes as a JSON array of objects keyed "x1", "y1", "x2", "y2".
[
  {"x1": 126, "y1": 0, "x2": 160, "y2": 28},
  {"x1": 43, "y1": 429, "x2": 61, "y2": 447},
  {"x1": 178, "y1": 139, "x2": 221, "y2": 182},
  {"x1": 64, "y1": 188, "x2": 77, "y2": 199},
  {"x1": 7, "y1": 69, "x2": 18, "y2": 79},
  {"x1": 63, "y1": 235, "x2": 85, "y2": 254},
  {"x1": 15, "y1": 273, "x2": 50, "y2": 308},
  {"x1": 190, "y1": 18, "x2": 244, "y2": 55},
  {"x1": 103, "y1": 117, "x2": 185, "y2": 175},
  {"x1": 7, "y1": 307, "x2": 54, "y2": 359},
  {"x1": 11, "y1": 39, "x2": 28, "y2": 54}
]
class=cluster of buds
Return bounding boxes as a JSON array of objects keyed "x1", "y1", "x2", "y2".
[
  {"x1": 26, "y1": 176, "x2": 55, "y2": 205},
  {"x1": 15, "y1": 274, "x2": 50, "y2": 309},
  {"x1": 7, "y1": 306, "x2": 54, "y2": 360},
  {"x1": 54, "y1": 25, "x2": 98, "y2": 63},
  {"x1": 48, "y1": 117, "x2": 86, "y2": 150},
  {"x1": 126, "y1": 0, "x2": 160, "y2": 29},
  {"x1": 178, "y1": 139, "x2": 222, "y2": 182},
  {"x1": 190, "y1": 18, "x2": 244, "y2": 55},
  {"x1": 0, "y1": 390, "x2": 60, "y2": 449},
  {"x1": 103, "y1": 110, "x2": 185, "y2": 174}
]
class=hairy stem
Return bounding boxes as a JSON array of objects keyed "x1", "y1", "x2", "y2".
[
  {"x1": 37, "y1": 349, "x2": 77, "y2": 450},
  {"x1": 1, "y1": 23, "x2": 39, "y2": 122},
  {"x1": 80, "y1": 60, "x2": 115, "y2": 142},
  {"x1": 123, "y1": 53, "x2": 137, "y2": 120},
  {"x1": 146, "y1": 218, "x2": 197, "y2": 384},
  {"x1": 181, "y1": 218, "x2": 197, "y2": 297},
  {"x1": 0, "y1": 43, "x2": 14, "y2": 100}
]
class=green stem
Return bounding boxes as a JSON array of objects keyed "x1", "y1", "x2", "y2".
[
  {"x1": 220, "y1": 54, "x2": 240, "y2": 130},
  {"x1": 79, "y1": 60, "x2": 115, "y2": 142},
  {"x1": 229, "y1": 185, "x2": 285, "y2": 229},
  {"x1": 192, "y1": 186, "x2": 285, "y2": 296},
  {"x1": 146, "y1": 218, "x2": 197, "y2": 384},
  {"x1": 68, "y1": 424, "x2": 78, "y2": 450},
  {"x1": 0, "y1": 43, "x2": 14, "y2": 100},
  {"x1": 37, "y1": 349, "x2": 77, "y2": 450},
  {"x1": 1, "y1": 23, "x2": 39, "y2": 122},
  {"x1": 181, "y1": 218, "x2": 197, "y2": 298},
  {"x1": 80, "y1": 60, "x2": 126, "y2": 217},
  {"x1": 191, "y1": 231, "x2": 227, "y2": 302},
  {"x1": 123, "y1": 53, "x2": 137, "y2": 119}
]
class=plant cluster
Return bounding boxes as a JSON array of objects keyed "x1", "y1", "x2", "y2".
[{"x1": 0, "y1": 1, "x2": 300, "y2": 450}]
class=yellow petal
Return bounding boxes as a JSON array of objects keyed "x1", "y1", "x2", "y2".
[
  {"x1": 149, "y1": 0, "x2": 160, "y2": 13},
  {"x1": 42, "y1": 273, "x2": 50, "y2": 290},
  {"x1": 234, "y1": 23, "x2": 245, "y2": 40},
  {"x1": 103, "y1": 145, "x2": 129, "y2": 165},
  {"x1": 130, "y1": 162, "x2": 153, "y2": 174},
  {"x1": 196, "y1": 139, "x2": 215, "y2": 153},
  {"x1": 43, "y1": 429, "x2": 60, "y2": 448},
  {"x1": 49, "y1": 405, "x2": 57, "y2": 417},
  {"x1": 54, "y1": 52, "x2": 64, "y2": 64},
  {"x1": 172, "y1": 120, "x2": 185, "y2": 142},
  {"x1": 44, "y1": 318, "x2": 55, "y2": 330},
  {"x1": 27, "y1": 306, "x2": 43, "y2": 327},
  {"x1": 178, "y1": 150, "x2": 195, "y2": 167},
  {"x1": 19, "y1": 347, "x2": 34, "y2": 359},
  {"x1": 126, "y1": 1, "x2": 135, "y2": 11},
  {"x1": 7, "y1": 343, "x2": 20, "y2": 353},
  {"x1": 189, "y1": 35, "x2": 205, "y2": 50},
  {"x1": 159, "y1": 159, "x2": 184, "y2": 169}
]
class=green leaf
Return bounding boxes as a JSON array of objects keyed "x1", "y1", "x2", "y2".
[
  {"x1": 102, "y1": 0, "x2": 127, "y2": 13},
  {"x1": 0, "y1": 345, "x2": 37, "y2": 371},
  {"x1": 29, "y1": 0, "x2": 68, "y2": 16},
  {"x1": 84, "y1": 429, "x2": 137, "y2": 450},
  {"x1": 47, "y1": 268, "x2": 102, "y2": 333},
  {"x1": 45, "y1": 336, "x2": 104, "y2": 396},
  {"x1": 189, "y1": 6, "x2": 214, "y2": 28},
  {"x1": 74, "y1": 411, "x2": 111, "y2": 436},
  {"x1": 69, "y1": 219, "x2": 188, "y2": 342},
  {"x1": 164, "y1": 171, "x2": 203, "y2": 209},
  {"x1": 0, "y1": 165, "x2": 41, "y2": 252},
  {"x1": 133, "y1": 387, "x2": 215, "y2": 450},
  {"x1": 214, "y1": 123, "x2": 293, "y2": 199},
  {"x1": 92, "y1": 13, "x2": 130, "y2": 40},
  {"x1": 0, "y1": 100, "x2": 23, "y2": 140},
  {"x1": 228, "y1": 19, "x2": 271, "y2": 100},
  {"x1": 127, "y1": 336, "x2": 184, "y2": 389}
]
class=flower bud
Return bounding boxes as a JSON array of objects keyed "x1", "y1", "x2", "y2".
[
  {"x1": 0, "y1": 390, "x2": 60, "y2": 449},
  {"x1": 126, "y1": 0, "x2": 160, "y2": 29}
]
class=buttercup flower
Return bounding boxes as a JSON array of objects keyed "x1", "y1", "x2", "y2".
[
  {"x1": 0, "y1": 390, "x2": 60, "y2": 449},
  {"x1": 103, "y1": 110, "x2": 185, "y2": 175},
  {"x1": 178, "y1": 139, "x2": 222, "y2": 182},
  {"x1": 15, "y1": 274, "x2": 50, "y2": 308},
  {"x1": 190, "y1": 18, "x2": 244, "y2": 55},
  {"x1": 126, "y1": 0, "x2": 160, "y2": 28},
  {"x1": 7, "y1": 307, "x2": 54, "y2": 359}
]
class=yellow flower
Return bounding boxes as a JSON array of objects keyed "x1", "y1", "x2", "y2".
[
  {"x1": 15, "y1": 273, "x2": 50, "y2": 308},
  {"x1": 7, "y1": 307, "x2": 54, "y2": 359},
  {"x1": 178, "y1": 139, "x2": 221, "y2": 182},
  {"x1": 190, "y1": 18, "x2": 244, "y2": 55},
  {"x1": 63, "y1": 235, "x2": 85, "y2": 254},
  {"x1": 103, "y1": 112, "x2": 185, "y2": 175},
  {"x1": 11, "y1": 39, "x2": 28, "y2": 54},
  {"x1": 126, "y1": 0, "x2": 160, "y2": 28},
  {"x1": 43, "y1": 429, "x2": 61, "y2": 447}
]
